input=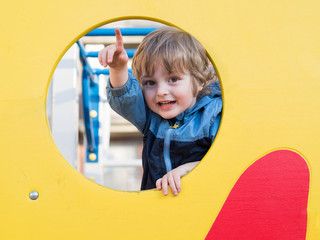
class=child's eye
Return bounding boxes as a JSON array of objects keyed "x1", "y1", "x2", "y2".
[
  {"x1": 169, "y1": 77, "x2": 179, "y2": 83},
  {"x1": 143, "y1": 80, "x2": 155, "y2": 86}
]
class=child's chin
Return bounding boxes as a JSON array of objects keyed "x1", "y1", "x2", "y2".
[{"x1": 159, "y1": 112, "x2": 178, "y2": 119}]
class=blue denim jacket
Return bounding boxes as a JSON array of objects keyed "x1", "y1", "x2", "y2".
[{"x1": 107, "y1": 73, "x2": 222, "y2": 190}]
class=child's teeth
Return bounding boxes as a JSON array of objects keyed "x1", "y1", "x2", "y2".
[{"x1": 161, "y1": 101, "x2": 174, "y2": 105}]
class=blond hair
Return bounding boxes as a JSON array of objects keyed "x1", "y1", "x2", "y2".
[{"x1": 132, "y1": 27, "x2": 217, "y2": 96}]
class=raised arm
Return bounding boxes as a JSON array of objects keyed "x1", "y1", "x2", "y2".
[{"x1": 98, "y1": 28, "x2": 129, "y2": 88}]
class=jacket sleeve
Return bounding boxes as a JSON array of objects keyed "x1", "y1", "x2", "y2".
[
  {"x1": 209, "y1": 96, "x2": 222, "y2": 144},
  {"x1": 207, "y1": 79, "x2": 222, "y2": 144},
  {"x1": 210, "y1": 113, "x2": 221, "y2": 144},
  {"x1": 106, "y1": 73, "x2": 148, "y2": 134}
]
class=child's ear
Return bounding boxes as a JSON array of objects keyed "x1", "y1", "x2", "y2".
[
  {"x1": 193, "y1": 79, "x2": 205, "y2": 96},
  {"x1": 195, "y1": 83, "x2": 204, "y2": 97},
  {"x1": 198, "y1": 82, "x2": 205, "y2": 92}
]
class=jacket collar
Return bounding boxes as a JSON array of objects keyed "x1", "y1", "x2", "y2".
[{"x1": 174, "y1": 80, "x2": 221, "y2": 122}]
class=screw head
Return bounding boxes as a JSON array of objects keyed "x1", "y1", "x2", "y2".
[
  {"x1": 29, "y1": 191, "x2": 39, "y2": 200},
  {"x1": 88, "y1": 153, "x2": 97, "y2": 161},
  {"x1": 89, "y1": 110, "x2": 97, "y2": 118}
]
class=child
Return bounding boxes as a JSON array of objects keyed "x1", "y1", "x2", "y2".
[{"x1": 98, "y1": 27, "x2": 222, "y2": 196}]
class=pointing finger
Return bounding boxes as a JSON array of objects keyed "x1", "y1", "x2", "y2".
[{"x1": 115, "y1": 28, "x2": 124, "y2": 49}]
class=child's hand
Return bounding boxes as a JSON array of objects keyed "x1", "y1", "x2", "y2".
[
  {"x1": 98, "y1": 28, "x2": 129, "y2": 88},
  {"x1": 98, "y1": 28, "x2": 128, "y2": 69},
  {"x1": 156, "y1": 161, "x2": 199, "y2": 196}
]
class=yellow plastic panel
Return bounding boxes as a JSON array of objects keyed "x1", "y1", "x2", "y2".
[{"x1": 0, "y1": 0, "x2": 320, "y2": 239}]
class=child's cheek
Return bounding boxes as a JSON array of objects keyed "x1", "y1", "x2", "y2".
[{"x1": 143, "y1": 90, "x2": 154, "y2": 108}]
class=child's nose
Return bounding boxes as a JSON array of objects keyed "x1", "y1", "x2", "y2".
[{"x1": 156, "y1": 84, "x2": 169, "y2": 96}]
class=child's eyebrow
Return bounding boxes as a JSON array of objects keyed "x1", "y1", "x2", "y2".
[
  {"x1": 168, "y1": 71, "x2": 181, "y2": 75},
  {"x1": 168, "y1": 71, "x2": 185, "y2": 77},
  {"x1": 141, "y1": 75, "x2": 151, "y2": 80}
]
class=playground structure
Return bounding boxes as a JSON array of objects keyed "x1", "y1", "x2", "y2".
[
  {"x1": 1, "y1": 0, "x2": 320, "y2": 239},
  {"x1": 48, "y1": 22, "x2": 159, "y2": 189}
]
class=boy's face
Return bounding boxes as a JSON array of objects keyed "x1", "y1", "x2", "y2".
[{"x1": 141, "y1": 64, "x2": 201, "y2": 119}]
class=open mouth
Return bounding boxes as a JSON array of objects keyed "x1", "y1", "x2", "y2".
[{"x1": 158, "y1": 101, "x2": 176, "y2": 106}]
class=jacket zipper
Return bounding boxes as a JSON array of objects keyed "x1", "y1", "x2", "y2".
[
  {"x1": 164, "y1": 128, "x2": 173, "y2": 173},
  {"x1": 163, "y1": 124, "x2": 179, "y2": 173}
]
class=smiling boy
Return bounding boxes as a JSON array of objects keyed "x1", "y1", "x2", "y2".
[
  {"x1": 98, "y1": 27, "x2": 222, "y2": 196},
  {"x1": 141, "y1": 64, "x2": 197, "y2": 120}
]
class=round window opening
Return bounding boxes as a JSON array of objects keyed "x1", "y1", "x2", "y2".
[{"x1": 46, "y1": 19, "x2": 222, "y2": 192}]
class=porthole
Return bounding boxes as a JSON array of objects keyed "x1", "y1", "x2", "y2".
[{"x1": 46, "y1": 19, "x2": 222, "y2": 193}]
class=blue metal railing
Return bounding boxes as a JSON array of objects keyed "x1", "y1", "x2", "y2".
[
  {"x1": 77, "y1": 41, "x2": 97, "y2": 82},
  {"x1": 93, "y1": 68, "x2": 133, "y2": 76},
  {"x1": 85, "y1": 49, "x2": 136, "y2": 58},
  {"x1": 85, "y1": 27, "x2": 157, "y2": 36},
  {"x1": 79, "y1": 27, "x2": 157, "y2": 163}
]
